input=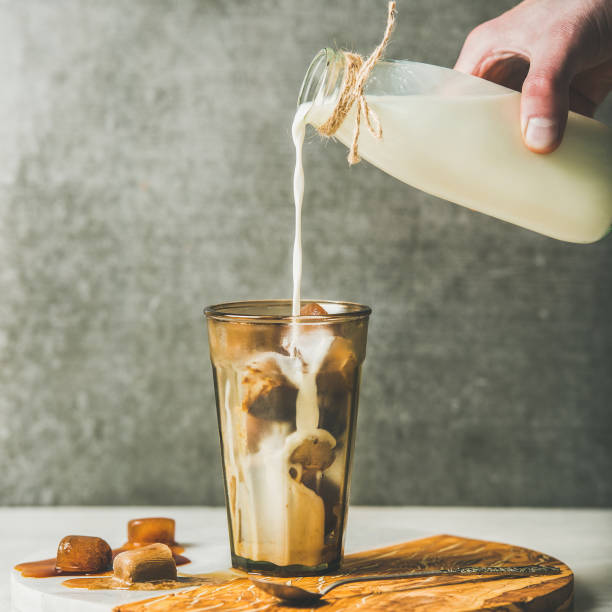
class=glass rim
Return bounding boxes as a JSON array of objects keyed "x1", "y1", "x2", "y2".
[
  {"x1": 204, "y1": 299, "x2": 371, "y2": 324},
  {"x1": 297, "y1": 47, "x2": 408, "y2": 108},
  {"x1": 297, "y1": 47, "x2": 344, "y2": 108}
]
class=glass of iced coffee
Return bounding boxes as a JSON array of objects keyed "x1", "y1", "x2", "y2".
[{"x1": 205, "y1": 300, "x2": 370, "y2": 576}]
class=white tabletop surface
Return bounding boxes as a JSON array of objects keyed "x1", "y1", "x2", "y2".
[{"x1": 2, "y1": 506, "x2": 611, "y2": 611}]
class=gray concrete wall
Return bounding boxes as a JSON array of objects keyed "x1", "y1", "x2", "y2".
[{"x1": 1, "y1": 0, "x2": 611, "y2": 506}]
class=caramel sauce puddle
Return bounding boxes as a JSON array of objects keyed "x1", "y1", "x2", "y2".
[{"x1": 62, "y1": 569, "x2": 239, "y2": 591}]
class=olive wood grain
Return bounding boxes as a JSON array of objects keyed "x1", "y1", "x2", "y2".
[{"x1": 114, "y1": 534, "x2": 573, "y2": 611}]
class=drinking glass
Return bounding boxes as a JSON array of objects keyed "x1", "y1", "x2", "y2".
[{"x1": 205, "y1": 300, "x2": 370, "y2": 575}]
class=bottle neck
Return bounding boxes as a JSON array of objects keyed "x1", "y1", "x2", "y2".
[{"x1": 297, "y1": 48, "x2": 346, "y2": 109}]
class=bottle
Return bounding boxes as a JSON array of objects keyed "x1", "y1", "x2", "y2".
[{"x1": 297, "y1": 48, "x2": 612, "y2": 244}]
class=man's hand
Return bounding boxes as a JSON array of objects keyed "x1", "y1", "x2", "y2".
[{"x1": 455, "y1": 0, "x2": 612, "y2": 153}]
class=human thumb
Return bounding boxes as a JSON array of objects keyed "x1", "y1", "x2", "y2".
[{"x1": 520, "y1": 58, "x2": 570, "y2": 154}]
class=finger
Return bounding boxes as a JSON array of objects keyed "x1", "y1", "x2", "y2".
[
  {"x1": 521, "y1": 57, "x2": 571, "y2": 154},
  {"x1": 454, "y1": 25, "x2": 493, "y2": 74}
]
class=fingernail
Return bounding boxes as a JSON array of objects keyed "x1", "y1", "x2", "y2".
[{"x1": 524, "y1": 117, "x2": 558, "y2": 151}]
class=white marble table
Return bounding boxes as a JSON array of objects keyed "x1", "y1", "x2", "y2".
[{"x1": 2, "y1": 506, "x2": 611, "y2": 611}]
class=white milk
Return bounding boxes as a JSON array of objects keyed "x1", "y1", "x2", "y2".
[
  {"x1": 291, "y1": 104, "x2": 310, "y2": 317},
  {"x1": 302, "y1": 93, "x2": 612, "y2": 243}
]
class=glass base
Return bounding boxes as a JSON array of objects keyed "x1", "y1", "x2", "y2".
[{"x1": 232, "y1": 553, "x2": 340, "y2": 577}]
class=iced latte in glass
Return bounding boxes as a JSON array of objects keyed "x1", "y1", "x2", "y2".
[{"x1": 205, "y1": 300, "x2": 370, "y2": 575}]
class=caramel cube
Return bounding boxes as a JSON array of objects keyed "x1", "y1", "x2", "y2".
[
  {"x1": 242, "y1": 358, "x2": 298, "y2": 422},
  {"x1": 56, "y1": 535, "x2": 112, "y2": 573},
  {"x1": 127, "y1": 517, "x2": 176, "y2": 546},
  {"x1": 316, "y1": 337, "x2": 358, "y2": 436},
  {"x1": 300, "y1": 302, "x2": 328, "y2": 316},
  {"x1": 113, "y1": 543, "x2": 177, "y2": 584}
]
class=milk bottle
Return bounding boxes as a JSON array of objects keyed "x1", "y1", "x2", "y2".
[{"x1": 296, "y1": 48, "x2": 612, "y2": 244}]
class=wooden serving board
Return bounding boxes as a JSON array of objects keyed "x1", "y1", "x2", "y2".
[{"x1": 116, "y1": 534, "x2": 573, "y2": 611}]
